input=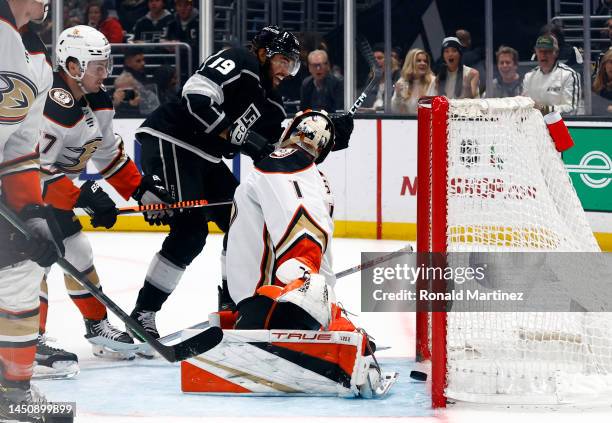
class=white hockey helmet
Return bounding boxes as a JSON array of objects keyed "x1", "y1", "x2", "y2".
[
  {"x1": 32, "y1": 0, "x2": 49, "y2": 23},
  {"x1": 56, "y1": 25, "x2": 112, "y2": 81},
  {"x1": 280, "y1": 110, "x2": 335, "y2": 164}
]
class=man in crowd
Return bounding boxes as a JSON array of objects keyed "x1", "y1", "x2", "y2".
[
  {"x1": 486, "y1": 46, "x2": 523, "y2": 98},
  {"x1": 132, "y1": 0, "x2": 173, "y2": 43},
  {"x1": 300, "y1": 49, "x2": 343, "y2": 112},
  {"x1": 165, "y1": 0, "x2": 199, "y2": 73},
  {"x1": 522, "y1": 34, "x2": 581, "y2": 115}
]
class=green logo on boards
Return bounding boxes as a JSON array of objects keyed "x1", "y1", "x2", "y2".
[{"x1": 564, "y1": 127, "x2": 612, "y2": 212}]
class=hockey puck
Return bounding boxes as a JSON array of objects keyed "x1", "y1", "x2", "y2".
[{"x1": 409, "y1": 370, "x2": 427, "y2": 381}]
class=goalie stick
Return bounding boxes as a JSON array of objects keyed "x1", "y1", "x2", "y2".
[
  {"x1": 0, "y1": 202, "x2": 223, "y2": 362},
  {"x1": 348, "y1": 36, "x2": 384, "y2": 116},
  {"x1": 137, "y1": 245, "x2": 415, "y2": 353}
]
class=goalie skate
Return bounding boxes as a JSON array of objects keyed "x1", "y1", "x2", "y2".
[
  {"x1": 85, "y1": 317, "x2": 138, "y2": 360},
  {"x1": 33, "y1": 335, "x2": 79, "y2": 380},
  {"x1": 181, "y1": 329, "x2": 399, "y2": 398}
]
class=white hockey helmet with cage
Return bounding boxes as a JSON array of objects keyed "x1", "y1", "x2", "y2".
[
  {"x1": 56, "y1": 25, "x2": 112, "y2": 82},
  {"x1": 280, "y1": 110, "x2": 335, "y2": 164}
]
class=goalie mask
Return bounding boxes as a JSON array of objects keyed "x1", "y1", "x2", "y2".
[
  {"x1": 280, "y1": 110, "x2": 335, "y2": 164},
  {"x1": 56, "y1": 26, "x2": 112, "y2": 84}
]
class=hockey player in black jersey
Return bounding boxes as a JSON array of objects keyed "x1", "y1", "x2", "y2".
[{"x1": 129, "y1": 25, "x2": 354, "y2": 342}]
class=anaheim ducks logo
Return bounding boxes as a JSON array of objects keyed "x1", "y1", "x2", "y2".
[
  {"x1": 55, "y1": 138, "x2": 102, "y2": 173},
  {"x1": 49, "y1": 88, "x2": 74, "y2": 108},
  {"x1": 0, "y1": 72, "x2": 38, "y2": 125}
]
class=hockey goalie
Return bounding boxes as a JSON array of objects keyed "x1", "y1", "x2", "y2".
[{"x1": 181, "y1": 110, "x2": 398, "y2": 398}]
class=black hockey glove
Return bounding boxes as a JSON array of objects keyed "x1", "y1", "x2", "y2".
[
  {"x1": 229, "y1": 123, "x2": 274, "y2": 163},
  {"x1": 330, "y1": 113, "x2": 354, "y2": 151},
  {"x1": 132, "y1": 175, "x2": 175, "y2": 226},
  {"x1": 76, "y1": 180, "x2": 118, "y2": 229},
  {"x1": 15, "y1": 205, "x2": 65, "y2": 267}
]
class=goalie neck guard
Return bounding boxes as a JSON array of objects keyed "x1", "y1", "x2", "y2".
[{"x1": 280, "y1": 110, "x2": 335, "y2": 164}]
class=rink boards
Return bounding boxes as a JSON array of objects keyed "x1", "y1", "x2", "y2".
[{"x1": 75, "y1": 118, "x2": 612, "y2": 251}]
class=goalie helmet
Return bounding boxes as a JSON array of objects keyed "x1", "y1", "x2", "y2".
[
  {"x1": 56, "y1": 25, "x2": 112, "y2": 82},
  {"x1": 252, "y1": 25, "x2": 301, "y2": 76},
  {"x1": 280, "y1": 110, "x2": 335, "y2": 164}
]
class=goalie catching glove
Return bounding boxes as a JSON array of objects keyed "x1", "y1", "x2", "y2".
[
  {"x1": 76, "y1": 181, "x2": 118, "y2": 229},
  {"x1": 131, "y1": 175, "x2": 175, "y2": 225}
]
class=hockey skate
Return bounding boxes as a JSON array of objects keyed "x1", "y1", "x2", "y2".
[
  {"x1": 127, "y1": 309, "x2": 159, "y2": 359},
  {"x1": 84, "y1": 316, "x2": 137, "y2": 360},
  {"x1": 33, "y1": 335, "x2": 79, "y2": 380}
]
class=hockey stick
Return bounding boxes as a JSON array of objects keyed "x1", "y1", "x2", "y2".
[
  {"x1": 348, "y1": 36, "x2": 385, "y2": 116},
  {"x1": 335, "y1": 245, "x2": 414, "y2": 279},
  {"x1": 0, "y1": 202, "x2": 223, "y2": 362},
  {"x1": 116, "y1": 199, "x2": 233, "y2": 215},
  {"x1": 142, "y1": 245, "x2": 415, "y2": 351}
]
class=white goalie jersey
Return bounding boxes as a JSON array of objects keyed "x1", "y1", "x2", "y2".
[{"x1": 226, "y1": 147, "x2": 335, "y2": 305}]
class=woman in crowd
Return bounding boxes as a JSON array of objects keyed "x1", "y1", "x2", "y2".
[
  {"x1": 87, "y1": 1, "x2": 124, "y2": 43},
  {"x1": 436, "y1": 36, "x2": 480, "y2": 99},
  {"x1": 592, "y1": 49, "x2": 612, "y2": 115},
  {"x1": 391, "y1": 49, "x2": 436, "y2": 114}
]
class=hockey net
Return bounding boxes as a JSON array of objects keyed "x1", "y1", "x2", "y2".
[{"x1": 416, "y1": 96, "x2": 612, "y2": 407}]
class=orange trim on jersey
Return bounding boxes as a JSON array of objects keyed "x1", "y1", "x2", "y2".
[
  {"x1": 43, "y1": 113, "x2": 84, "y2": 129},
  {"x1": 92, "y1": 107, "x2": 113, "y2": 112},
  {"x1": 256, "y1": 162, "x2": 315, "y2": 175},
  {"x1": 181, "y1": 361, "x2": 252, "y2": 393},
  {"x1": 272, "y1": 342, "x2": 358, "y2": 378},
  {"x1": 1, "y1": 171, "x2": 43, "y2": 211},
  {"x1": 105, "y1": 159, "x2": 141, "y2": 200},
  {"x1": 42, "y1": 175, "x2": 80, "y2": 210}
]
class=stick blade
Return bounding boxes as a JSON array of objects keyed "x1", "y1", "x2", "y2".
[{"x1": 170, "y1": 326, "x2": 224, "y2": 361}]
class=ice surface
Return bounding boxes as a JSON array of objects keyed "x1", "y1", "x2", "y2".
[{"x1": 35, "y1": 232, "x2": 612, "y2": 422}]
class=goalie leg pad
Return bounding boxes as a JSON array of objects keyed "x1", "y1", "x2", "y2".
[{"x1": 234, "y1": 296, "x2": 320, "y2": 330}]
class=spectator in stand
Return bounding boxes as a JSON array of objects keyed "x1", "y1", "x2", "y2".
[
  {"x1": 132, "y1": 0, "x2": 173, "y2": 42},
  {"x1": 87, "y1": 1, "x2": 125, "y2": 43},
  {"x1": 122, "y1": 48, "x2": 148, "y2": 84},
  {"x1": 113, "y1": 70, "x2": 160, "y2": 117},
  {"x1": 113, "y1": 72, "x2": 143, "y2": 118},
  {"x1": 118, "y1": 0, "x2": 149, "y2": 34},
  {"x1": 485, "y1": 46, "x2": 523, "y2": 98},
  {"x1": 153, "y1": 65, "x2": 179, "y2": 104},
  {"x1": 592, "y1": 49, "x2": 612, "y2": 115},
  {"x1": 456, "y1": 28, "x2": 482, "y2": 67},
  {"x1": 391, "y1": 48, "x2": 436, "y2": 115},
  {"x1": 362, "y1": 43, "x2": 401, "y2": 111},
  {"x1": 436, "y1": 37, "x2": 480, "y2": 99},
  {"x1": 535, "y1": 23, "x2": 582, "y2": 67},
  {"x1": 165, "y1": 0, "x2": 199, "y2": 72},
  {"x1": 299, "y1": 49, "x2": 343, "y2": 112},
  {"x1": 523, "y1": 34, "x2": 581, "y2": 115}
]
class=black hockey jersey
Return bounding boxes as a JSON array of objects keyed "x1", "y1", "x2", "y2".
[
  {"x1": 132, "y1": 10, "x2": 173, "y2": 42},
  {"x1": 137, "y1": 47, "x2": 287, "y2": 162}
]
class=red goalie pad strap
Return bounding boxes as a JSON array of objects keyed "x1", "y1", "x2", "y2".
[
  {"x1": 1, "y1": 170, "x2": 43, "y2": 211},
  {"x1": 105, "y1": 159, "x2": 141, "y2": 200},
  {"x1": 43, "y1": 175, "x2": 80, "y2": 210}
]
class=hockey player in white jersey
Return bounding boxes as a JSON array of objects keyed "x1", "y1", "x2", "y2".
[
  {"x1": 37, "y1": 25, "x2": 174, "y2": 360},
  {"x1": 0, "y1": 0, "x2": 71, "y2": 421},
  {"x1": 226, "y1": 110, "x2": 337, "y2": 330}
]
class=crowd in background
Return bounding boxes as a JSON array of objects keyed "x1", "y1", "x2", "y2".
[{"x1": 36, "y1": 0, "x2": 612, "y2": 118}]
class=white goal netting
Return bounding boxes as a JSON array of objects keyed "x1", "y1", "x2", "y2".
[{"x1": 439, "y1": 97, "x2": 612, "y2": 404}]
